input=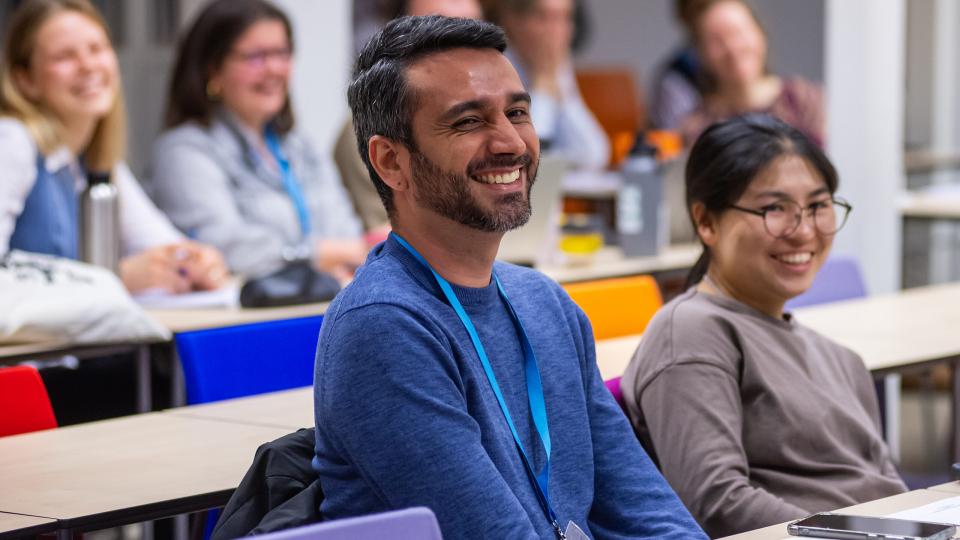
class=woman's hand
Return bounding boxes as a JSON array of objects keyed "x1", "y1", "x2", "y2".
[
  {"x1": 119, "y1": 242, "x2": 229, "y2": 294},
  {"x1": 313, "y1": 238, "x2": 368, "y2": 283},
  {"x1": 175, "y1": 241, "x2": 229, "y2": 291}
]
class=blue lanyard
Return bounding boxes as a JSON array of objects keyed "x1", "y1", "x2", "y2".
[
  {"x1": 264, "y1": 129, "x2": 311, "y2": 238},
  {"x1": 392, "y1": 233, "x2": 564, "y2": 539}
]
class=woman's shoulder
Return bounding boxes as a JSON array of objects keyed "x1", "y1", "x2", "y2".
[
  {"x1": 639, "y1": 289, "x2": 745, "y2": 368},
  {"x1": 0, "y1": 117, "x2": 37, "y2": 152},
  {"x1": 154, "y1": 121, "x2": 218, "y2": 149}
]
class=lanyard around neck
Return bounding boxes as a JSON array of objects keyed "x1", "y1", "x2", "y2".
[
  {"x1": 391, "y1": 233, "x2": 564, "y2": 538},
  {"x1": 264, "y1": 129, "x2": 311, "y2": 239}
]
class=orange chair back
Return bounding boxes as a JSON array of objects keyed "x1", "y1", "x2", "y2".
[
  {"x1": 0, "y1": 365, "x2": 57, "y2": 437},
  {"x1": 563, "y1": 275, "x2": 662, "y2": 341},
  {"x1": 575, "y1": 68, "x2": 645, "y2": 167}
]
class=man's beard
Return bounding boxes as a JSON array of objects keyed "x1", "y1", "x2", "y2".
[{"x1": 409, "y1": 150, "x2": 537, "y2": 233}]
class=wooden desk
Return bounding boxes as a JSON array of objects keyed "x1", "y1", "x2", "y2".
[
  {"x1": 793, "y1": 283, "x2": 960, "y2": 373},
  {"x1": 901, "y1": 192, "x2": 960, "y2": 220},
  {"x1": 904, "y1": 149, "x2": 960, "y2": 175},
  {"x1": 595, "y1": 334, "x2": 642, "y2": 380},
  {"x1": 719, "y1": 489, "x2": 960, "y2": 540},
  {"x1": 0, "y1": 413, "x2": 288, "y2": 534},
  {"x1": 592, "y1": 282, "x2": 960, "y2": 381},
  {"x1": 538, "y1": 243, "x2": 701, "y2": 284},
  {"x1": 929, "y1": 481, "x2": 960, "y2": 495},
  {"x1": 147, "y1": 302, "x2": 329, "y2": 334},
  {"x1": 165, "y1": 386, "x2": 314, "y2": 430},
  {"x1": 0, "y1": 513, "x2": 57, "y2": 540}
]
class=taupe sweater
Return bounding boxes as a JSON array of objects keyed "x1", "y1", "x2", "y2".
[{"x1": 622, "y1": 288, "x2": 906, "y2": 538}]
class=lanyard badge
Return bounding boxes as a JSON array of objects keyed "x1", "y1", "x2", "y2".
[{"x1": 392, "y1": 233, "x2": 566, "y2": 539}]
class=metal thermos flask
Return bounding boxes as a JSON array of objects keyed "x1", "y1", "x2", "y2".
[
  {"x1": 80, "y1": 170, "x2": 120, "y2": 273},
  {"x1": 617, "y1": 138, "x2": 667, "y2": 257}
]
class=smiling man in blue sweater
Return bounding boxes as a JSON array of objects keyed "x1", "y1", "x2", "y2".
[{"x1": 313, "y1": 15, "x2": 706, "y2": 539}]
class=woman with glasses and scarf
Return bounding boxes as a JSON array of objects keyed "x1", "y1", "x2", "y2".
[
  {"x1": 150, "y1": 0, "x2": 364, "y2": 282},
  {"x1": 621, "y1": 115, "x2": 905, "y2": 538}
]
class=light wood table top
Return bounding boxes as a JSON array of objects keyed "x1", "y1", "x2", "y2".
[
  {"x1": 165, "y1": 387, "x2": 314, "y2": 430},
  {"x1": 0, "y1": 413, "x2": 289, "y2": 531},
  {"x1": 719, "y1": 489, "x2": 960, "y2": 539},
  {"x1": 147, "y1": 302, "x2": 329, "y2": 334},
  {"x1": 904, "y1": 149, "x2": 960, "y2": 174},
  {"x1": 538, "y1": 243, "x2": 701, "y2": 284},
  {"x1": 0, "y1": 513, "x2": 57, "y2": 539},
  {"x1": 901, "y1": 192, "x2": 960, "y2": 219},
  {"x1": 929, "y1": 481, "x2": 960, "y2": 494},
  {"x1": 593, "y1": 282, "x2": 960, "y2": 381},
  {"x1": 595, "y1": 334, "x2": 642, "y2": 380},
  {"x1": 793, "y1": 282, "x2": 960, "y2": 372}
]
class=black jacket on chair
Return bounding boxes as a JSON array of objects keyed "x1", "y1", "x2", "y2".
[{"x1": 211, "y1": 427, "x2": 323, "y2": 539}]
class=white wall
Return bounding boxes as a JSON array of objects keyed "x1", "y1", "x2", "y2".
[
  {"x1": 824, "y1": 0, "x2": 905, "y2": 294},
  {"x1": 273, "y1": 0, "x2": 351, "y2": 153}
]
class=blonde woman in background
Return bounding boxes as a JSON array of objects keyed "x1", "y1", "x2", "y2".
[{"x1": 0, "y1": 0, "x2": 227, "y2": 294}]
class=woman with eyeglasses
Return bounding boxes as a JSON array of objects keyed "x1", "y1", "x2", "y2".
[
  {"x1": 0, "y1": 0, "x2": 228, "y2": 294},
  {"x1": 150, "y1": 0, "x2": 365, "y2": 281},
  {"x1": 621, "y1": 115, "x2": 905, "y2": 538}
]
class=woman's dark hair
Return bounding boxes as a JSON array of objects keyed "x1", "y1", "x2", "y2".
[
  {"x1": 164, "y1": 0, "x2": 295, "y2": 133},
  {"x1": 684, "y1": 114, "x2": 839, "y2": 287}
]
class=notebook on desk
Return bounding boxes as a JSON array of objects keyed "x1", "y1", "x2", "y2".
[{"x1": 497, "y1": 156, "x2": 568, "y2": 266}]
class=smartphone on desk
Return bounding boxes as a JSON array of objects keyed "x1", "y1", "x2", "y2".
[{"x1": 787, "y1": 512, "x2": 956, "y2": 540}]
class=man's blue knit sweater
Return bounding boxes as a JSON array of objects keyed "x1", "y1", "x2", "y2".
[{"x1": 313, "y1": 235, "x2": 705, "y2": 539}]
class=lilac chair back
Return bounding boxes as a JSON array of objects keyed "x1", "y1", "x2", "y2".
[
  {"x1": 786, "y1": 256, "x2": 866, "y2": 309},
  {"x1": 251, "y1": 507, "x2": 442, "y2": 540}
]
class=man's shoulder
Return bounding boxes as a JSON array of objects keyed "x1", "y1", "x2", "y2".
[{"x1": 326, "y1": 248, "x2": 432, "y2": 323}]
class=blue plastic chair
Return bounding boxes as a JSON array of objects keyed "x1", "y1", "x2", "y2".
[
  {"x1": 786, "y1": 256, "x2": 866, "y2": 309},
  {"x1": 254, "y1": 507, "x2": 443, "y2": 540},
  {"x1": 174, "y1": 315, "x2": 323, "y2": 538},
  {"x1": 175, "y1": 315, "x2": 323, "y2": 405}
]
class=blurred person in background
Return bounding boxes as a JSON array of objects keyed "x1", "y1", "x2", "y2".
[
  {"x1": 335, "y1": 0, "x2": 483, "y2": 234},
  {"x1": 0, "y1": 0, "x2": 227, "y2": 295},
  {"x1": 152, "y1": 0, "x2": 364, "y2": 282},
  {"x1": 678, "y1": 0, "x2": 823, "y2": 147},
  {"x1": 483, "y1": 0, "x2": 609, "y2": 170},
  {"x1": 649, "y1": 0, "x2": 704, "y2": 130},
  {"x1": 0, "y1": 0, "x2": 229, "y2": 426}
]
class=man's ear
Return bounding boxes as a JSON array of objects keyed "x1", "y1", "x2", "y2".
[
  {"x1": 368, "y1": 135, "x2": 410, "y2": 192},
  {"x1": 691, "y1": 202, "x2": 719, "y2": 247}
]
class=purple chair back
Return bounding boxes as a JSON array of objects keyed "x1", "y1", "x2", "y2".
[
  {"x1": 251, "y1": 507, "x2": 442, "y2": 540},
  {"x1": 786, "y1": 256, "x2": 866, "y2": 309}
]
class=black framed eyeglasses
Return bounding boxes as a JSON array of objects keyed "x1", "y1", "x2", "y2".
[{"x1": 728, "y1": 198, "x2": 852, "y2": 239}]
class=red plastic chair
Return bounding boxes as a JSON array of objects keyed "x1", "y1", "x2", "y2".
[{"x1": 0, "y1": 365, "x2": 57, "y2": 437}]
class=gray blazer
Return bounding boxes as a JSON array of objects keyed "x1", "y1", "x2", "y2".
[{"x1": 149, "y1": 113, "x2": 362, "y2": 278}]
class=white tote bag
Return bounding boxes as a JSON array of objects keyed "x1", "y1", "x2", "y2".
[{"x1": 0, "y1": 250, "x2": 171, "y2": 344}]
